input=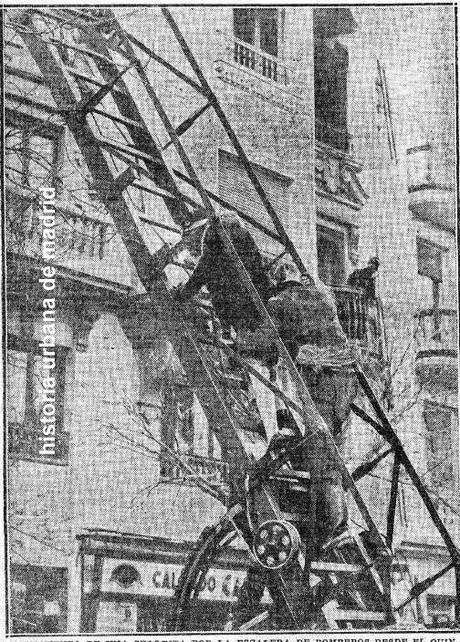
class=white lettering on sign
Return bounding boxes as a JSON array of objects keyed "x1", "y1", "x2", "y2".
[{"x1": 99, "y1": 558, "x2": 269, "y2": 603}]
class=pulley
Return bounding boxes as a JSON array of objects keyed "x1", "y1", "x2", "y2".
[{"x1": 252, "y1": 519, "x2": 300, "y2": 570}]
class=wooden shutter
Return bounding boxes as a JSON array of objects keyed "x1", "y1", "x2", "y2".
[
  {"x1": 417, "y1": 237, "x2": 443, "y2": 282},
  {"x1": 218, "y1": 149, "x2": 291, "y2": 254}
]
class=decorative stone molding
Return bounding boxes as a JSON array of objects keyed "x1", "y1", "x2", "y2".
[{"x1": 72, "y1": 310, "x2": 101, "y2": 352}]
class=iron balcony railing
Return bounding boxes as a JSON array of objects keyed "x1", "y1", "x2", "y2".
[
  {"x1": 160, "y1": 452, "x2": 229, "y2": 487},
  {"x1": 332, "y1": 286, "x2": 368, "y2": 341},
  {"x1": 233, "y1": 37, "x2": 290, "y2": 86}
]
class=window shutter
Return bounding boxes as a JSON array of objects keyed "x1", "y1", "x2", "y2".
[
  {"x1": 218, "y1": 150, "x2": 291, "y2": 254},
  {"x1": 417, "y1": 237, "x2": 443, "y2": 282}
]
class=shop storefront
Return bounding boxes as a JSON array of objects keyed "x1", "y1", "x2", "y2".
[{"x1": 77, "y1": 529, "x2": 254, "y2": 632}]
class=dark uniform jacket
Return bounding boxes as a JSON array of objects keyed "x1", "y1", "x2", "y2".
[
  {"x1": 347, "y1": 265, "x2": 377, "y2": 300},
  {"x1": 266, "y1": 281, "x2": 347, "y2": 360},
  {"x1": 181, "y1": 217, "x2": 272, "y2": 332}
]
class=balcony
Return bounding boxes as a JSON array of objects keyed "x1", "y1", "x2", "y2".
[
  {"x1": 407, "y1": 145, "x2": 455, "y2": 232},
  {"x1": 5, "y1": 187, "x2": 132, "y2": 287},
  {"x1": 333, "y1": 286, "x2": 368, "y2": 341},
  {"x1": 160, "y1": 452, "x2": 229, "y2": 488},
  {"x1": 232, "y1": 38, "x2": 290, "y2": 86},
  {"x1": 415, "y1": 308, "x2": 458, "y2": 388},
  {"x1": 332, "y1": 286, "x2": 386, "y2": 365}
]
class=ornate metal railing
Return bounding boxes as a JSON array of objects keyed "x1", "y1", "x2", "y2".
[
  {"x1": 233, "y1": 38, "x2": 290, "y2": 85},
  {"x1": 332, "y1": 286, "x2": 368, "y2": 341}
]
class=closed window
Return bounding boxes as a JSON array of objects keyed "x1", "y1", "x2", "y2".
[
  {"x1": 417, "y1": 237, "x2": 443, "y2": 283},
  {"x1": 7, "y1": 337, "x2": 69, "y2": 463},
  {"x1": 233, "y1": 8, "x2": 279, "y2": 57},
  {"x1": 218, "y1": 149, "x2": 292, "y2": 256},
  {"x1": 5, "y1": 111, "x2": 62, "y2": 191}
]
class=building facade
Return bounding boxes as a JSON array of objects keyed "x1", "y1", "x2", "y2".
[{"x1": 4, "y1": 5, "x2": 457, "y2": 633}]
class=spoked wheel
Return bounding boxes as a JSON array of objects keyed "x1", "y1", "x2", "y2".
[
  {"x1": 171, "y1": 504, "x2": 299, "y2": 631},
  {"x1": 171, "y1": 503, "x2": 394, "y2": 632}
]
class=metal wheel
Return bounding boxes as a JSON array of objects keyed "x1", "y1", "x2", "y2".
[
  {"x1": 171, "y1": 502, "x2": 396, "y2": 631},
  {"x1": 171, "y1": 504, "x2": 300, "y2": 631}
]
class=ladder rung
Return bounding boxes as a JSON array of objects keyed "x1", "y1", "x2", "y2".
[
  {"x1": 133, "y1": 181, "x2": 179, "y2": 202},
  {"x1": 92, "y1": 108, "x2": 147, "y2": 132},
  {"x1": 65, "y1": 67, "x2": 129, "y2": 99},
  {"x1": 133, "y1": 181, "x2": 207, "y2": 224},
  {"x1": 330, "y1": 609, "x2": 386, "y2": 622},
  {"x1": 163, "y1": 101, "x2": 212, "y2": 151},
  {"x1": 59, "y1": 7, "x2": 94, "y2": 20},
  {"x1": 310, "y1": 561, "x2": 363, "y2": 574},
  {"x1": 77, "y1": 64, "x2": 132, "y2": 115},
  {"x1": 97, "y1": 137, "x2": 164, "y2": 167},
  {"x1": 216, "y1": 372, "x2": 245, "y2": 388},
  {"x1": 50, "y1": 37, "x2": 117, "y2": 66}
]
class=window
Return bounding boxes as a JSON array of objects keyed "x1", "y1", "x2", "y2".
[
  {"x1": 314, "y1": 38, "x2": 349, "y2": 151},
  {"x1": 423, "y1": 402, "x2": 458, "y2": 493},
  {"x1": 417, "y1": 237, "x2": 444, "y2": 283},
  {"x1": 426, "y1": 594, "x2": 456, "y2": 628},
  {"x1": 218, "y1": 149, "x2": 292, "y2": 255},
  {"x1": 5, "y1": 111, "x2": 62, "y2": 191},
  {"x1": 159, "y1": 379, "x2": 227, "y2": 486},
  {"x1": 417, "y1": 237, "x2": 447, "y2": 338},
  {"x1": 317, "y1": 225, "x2": 346, "y2": 286},
  {"x1": 7, "y1": 337, "x2": 69, "y2": 463},
  {"x1": 233, "y1": 8, "x2": 279, "y2": 57},
  {"x1": 233, "y1": 9, "x2": 287, "y2": 83}
]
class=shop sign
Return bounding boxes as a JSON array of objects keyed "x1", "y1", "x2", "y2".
[{"x1": 99, "y1": 558, "x2": 267, "y2": 603}]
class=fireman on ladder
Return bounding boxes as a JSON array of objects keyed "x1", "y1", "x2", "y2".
[
  {"x1": 177, "y1": 211, "x2": 279, "y2": 442},
  {"x1": 237, "y1": 259, "x2": 358, "y2": 625},
  {"x1": 267, "y1": 259, "x2": 357, "y2": 545}
]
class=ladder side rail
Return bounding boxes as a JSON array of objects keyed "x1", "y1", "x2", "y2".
[
  {"x1": 160, "y1": 8, "x2": 308, "y2": 278},
  {"x1": 15, "y1": 11, "x2": 155, "y2": 286},
  {"x1": 74, "y1": 20, "x2": 190, "y2": 228},
  {"x1": 355, "y1": 364, "x2": 460, "y2": 562},
  {"x1": 386, "y1": 455, "x2": 401, "y2": 549},
  {"x1": 144, "y1": 13, "x2": 391, "y2": 557},
  {"x1": 14, "y1": 11, "x2": 251, "y2": 473},
  {"x1": 111, "y1": 8, "x2": 392, "y2": 563}
]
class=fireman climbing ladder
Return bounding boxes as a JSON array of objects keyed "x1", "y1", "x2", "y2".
[{"x1": 10, "y1": 6, "x2": 460, "y2": 630}]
